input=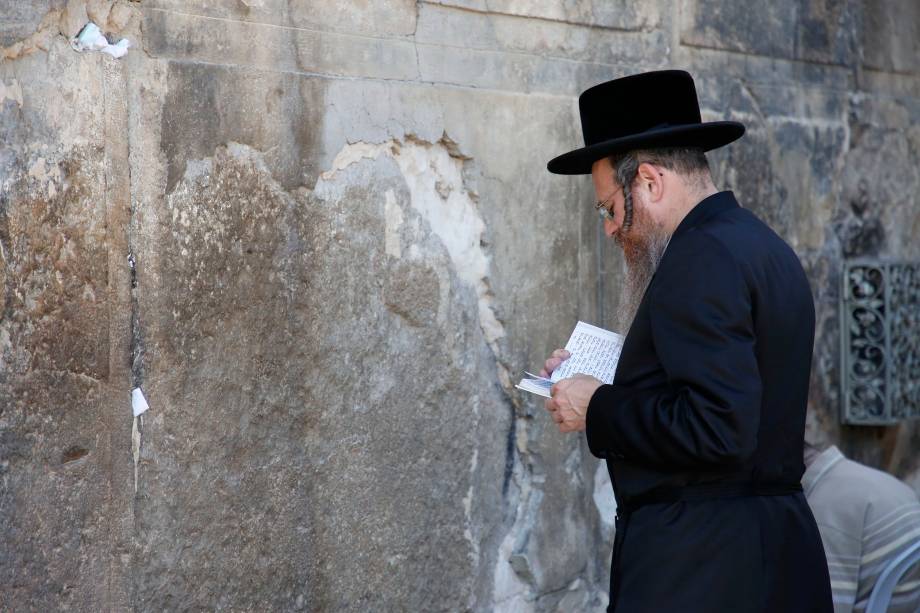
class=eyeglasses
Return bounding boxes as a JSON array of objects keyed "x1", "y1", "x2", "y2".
[{"x1": 594, "y1": 186, "x2": 622, "y2": 221}]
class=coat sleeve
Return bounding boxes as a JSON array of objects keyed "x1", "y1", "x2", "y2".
[{"x1": 585, "y1": 232, "x2": 762, "y2": 468}]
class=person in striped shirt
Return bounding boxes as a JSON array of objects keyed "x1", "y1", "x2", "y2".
[{"x1": 804, "y1": 443, "x2": 920, "y2": 612}]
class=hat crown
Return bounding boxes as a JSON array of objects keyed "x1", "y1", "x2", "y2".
[{"x1": 579, "y1": 70, "x2": 702, "y2": 147}]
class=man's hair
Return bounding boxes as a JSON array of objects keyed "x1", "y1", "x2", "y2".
[{"x1": 608, "y1": 147, "x2": 711, "y2": 231}]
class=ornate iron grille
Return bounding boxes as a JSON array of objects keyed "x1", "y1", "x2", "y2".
[{"x1": 840, "y1": 260, "x2": 920, "y2": 425}]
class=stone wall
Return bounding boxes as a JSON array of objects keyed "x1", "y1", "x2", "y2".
[{"x1": 1, "y1": 1, "x2": 919, "y2": 610}]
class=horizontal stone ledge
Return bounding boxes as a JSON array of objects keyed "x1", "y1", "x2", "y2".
[
  {"x1": 424, "y1": 0, "x2": 662, "y2": 32},
  {"x1": 693, "y1": 75, "x2": 850, "y2": 124},
  {"x1": 675, "y1": 45, "x2": 854, "y2": 92},
  {"x1": 857, "y1": 69, "x2": 920, "y2": 100},
  {"x1": 416, "y1": 43, "x2": 666, "y2": 97},
  {"x1": 142, "y1": 8, "x2": 421, "y2": 82},
  {"x1": 415, "y1": 2, "x2": 669, "y2": 67},
  {"x1": 141, "y1": 0, "x2": 418, "y2": 38}
]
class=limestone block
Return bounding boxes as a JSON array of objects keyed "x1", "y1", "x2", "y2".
[
  {"x1": 0, "y1": 39, "x2": 133, "y2": 612},
  {"x1": 143, "y1": 8, "x2": 419, "y2": 82},
  {"x1": 861, "y1": 0, "x2": 920, "y2": 75},
  {"x1": 834, "y1": 96, "x2": 920, "y2": 259},
  {"x1": 85, "y1": 0, "x2": 114, "y2": 29},
  {"x1": 143, "y1": 0, "x2": 418, "y2": 37},
  {"x1": 158, "y1": 61, "x2": 331, "y2": 194},
  {"x1": 142, "y1": 3, "x2": 657, "y2": 97},
  {"x1": 805, "y1": 289, "x2": 843, "y2": 442},
  {"x1": 131, "y1": 60, "x2": 611, "y2": 606},
  {"x1": 695, "y1": 75, "x2": 847, "y2": 123},
  {"x1": 417, "y1": 41, "x2": 643, "y2": 95},
  {"x1": 105, "y1": 1, "x2": 133, "y2": 32},
  {"x1": 699, "y1": 78, "x2": 847, "y2": 251},
  {"x1": 59, "y1": 0, "x2": 89, "y2": 39},
  {"x1": 0, "y1": 0, "x2": 56, "y2": 46},
  {"x1": 680, "y1": 0, "x2": 858, "y2": 66},
  {"x1": 416, "y1": 2, "x2": 669, "y2": 67},
  {"x1": 430, "y1": 0, "x2": 661, "y2": 31},
  {"x1": 132, "y1": 139, "x2": 512, "y2": 610}
]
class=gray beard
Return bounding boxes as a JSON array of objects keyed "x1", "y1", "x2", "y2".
[{"x1": 615, "y1": 230, "x2": 671, "y2": 334}]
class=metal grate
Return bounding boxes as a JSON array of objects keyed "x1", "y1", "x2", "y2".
[{"x1": 840, "y1": 260, "x2": 920, "y2": 425}]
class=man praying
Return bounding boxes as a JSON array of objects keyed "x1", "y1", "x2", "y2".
[{"x1": 540, "y1": 70, "x2": 833, "y2": 613}]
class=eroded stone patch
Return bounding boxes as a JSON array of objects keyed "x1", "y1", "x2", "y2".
[{"x1": 131, "y1": 139, "x2": 510, "y2": 610}]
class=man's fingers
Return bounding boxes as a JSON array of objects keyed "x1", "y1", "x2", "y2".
[
  {"x1": 545, "y1": 397, "x2": 566, "y2": 424},
  {"x1": 551, "y1": 378, "x2": 570, "y2": 398},
  {"x1": 542, "y1": 350, "x2": 571, "y2": 377}
]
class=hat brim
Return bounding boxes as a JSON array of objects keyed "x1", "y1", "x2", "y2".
[{"x1": 546, "y1": 121, "x2": 745, "y2": 175}]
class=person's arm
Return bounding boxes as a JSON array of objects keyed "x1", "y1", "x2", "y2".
[{"x1": 586, "y1": 234, "x2": 761, "y2": 468}]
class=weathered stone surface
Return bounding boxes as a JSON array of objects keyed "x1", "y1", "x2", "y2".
[
  {"x1": 4, "y1": 1, "x2": 920, "y2": 611},
  {"x1": 861, "y1": 0, "x2": 920, "y2": 75},
  {"x1": 141, "y1": 1, "x2": 661, "y2": 98},
  {"x1": 142, "y1": 8, "x2": 420, "y2": 83},
  {"x1": 835, "y1": 96, "x2": 920, "y2": 260},
  {"x1": 430, "y1": 0, "x2": 661, "y2": 31},
  {"x1": 417, "y1": 2, "x2": 668, "y2": 67},
  {"x1": 159, "y1": 61, "x2": 326, "y2": 192},
  {"x1": 118, "y1": 50, "x2": 613, "y2": 605},
  {"x1": 143, "y1": 0, "x2": 418, "y2": 37},
  {"x1": 135, "y1": 143, "x2": 505, "y2": 610},
  {"x1": 681, "y1": 0, "x2": 858, "y2": 66},
  {"x1": 0, "y1": 0, "x2": 57, "y2": 47},
  {"x1": 699, "y1": 78, "x2": 848, "y2": 251},
  {"x1": 0, "y1": 37, "x2": 134, "y2": 612}
]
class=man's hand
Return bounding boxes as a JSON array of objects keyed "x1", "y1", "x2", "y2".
[
  {"x1": 545, "y1": 374, "x2": 603, "y2": 433},
  {"x1": 539, "y1": 348, "x2": 570, "y2": 378}
]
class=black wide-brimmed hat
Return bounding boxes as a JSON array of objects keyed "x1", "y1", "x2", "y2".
[{"x1": 547, "y1": 70, "x2": 745, "y2": 175}]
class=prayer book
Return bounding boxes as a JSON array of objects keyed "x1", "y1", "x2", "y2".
[{"x1": 515, "y1": 321, "x2": 625, "y2": 398}]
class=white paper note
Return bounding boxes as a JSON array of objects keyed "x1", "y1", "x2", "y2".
[{"x1": 132, "y1": 387, "x2": 149, "y2": 417}]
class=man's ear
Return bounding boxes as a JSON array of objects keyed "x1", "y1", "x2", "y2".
[{"x1": 636, "y1": 161, "x2": 664, "y2": 201}]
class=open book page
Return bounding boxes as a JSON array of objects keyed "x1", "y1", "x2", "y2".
[
  {"x1": 515, "y1": 377, "x2": 554, "y2": 398},
  {"x1": 515, "y1": 321, "x2": 625, "y2": 398},
  {"x1": 551, "y1": 321, "x2": 624, "y2": 383}
]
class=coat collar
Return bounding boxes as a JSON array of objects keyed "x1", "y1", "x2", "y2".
[
  {"x1": 670, "y1": 190, "x2": 740, "y2": 243},
  {"x1": 641, "y1": 190, "x2": 740, "y2": 308},
  {"x1": 801, "y1": 445, "x2": 845, "y2": 496}
]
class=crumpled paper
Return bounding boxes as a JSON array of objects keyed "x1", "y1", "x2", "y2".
[{"x1": 71, "y1": 22, "x2": 130, "y2": 59}]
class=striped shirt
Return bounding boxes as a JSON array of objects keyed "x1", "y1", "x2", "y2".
[{"x1": 803, "y1": 446, "x2": 920, "y2": 613}]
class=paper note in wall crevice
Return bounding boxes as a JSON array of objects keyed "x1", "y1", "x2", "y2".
[
  {"x1": 132, "y1": 388, "x2": 149, "y2": 417},
  {"x1": 515, "y1": 321, "x2": 625, "y2": 398},
  {"x1": 71, "y1": 22, "x2": 131, "y2": 58}
]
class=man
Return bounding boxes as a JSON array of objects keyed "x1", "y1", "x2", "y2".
[
  {"x1": 540, "y1": 70, "x2": 833, "y2": 612},
  {"x1": 804, "y1": 442, "x2": 920, "y2": 612}
]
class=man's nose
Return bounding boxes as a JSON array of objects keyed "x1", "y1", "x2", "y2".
[{"x1": 603, "y1": 216, "x2": 620, "y2": 238}]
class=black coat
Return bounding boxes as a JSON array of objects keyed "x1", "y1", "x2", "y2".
[{"x1": 586, "y1": 191, "x2": 833, "y2": 612}]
